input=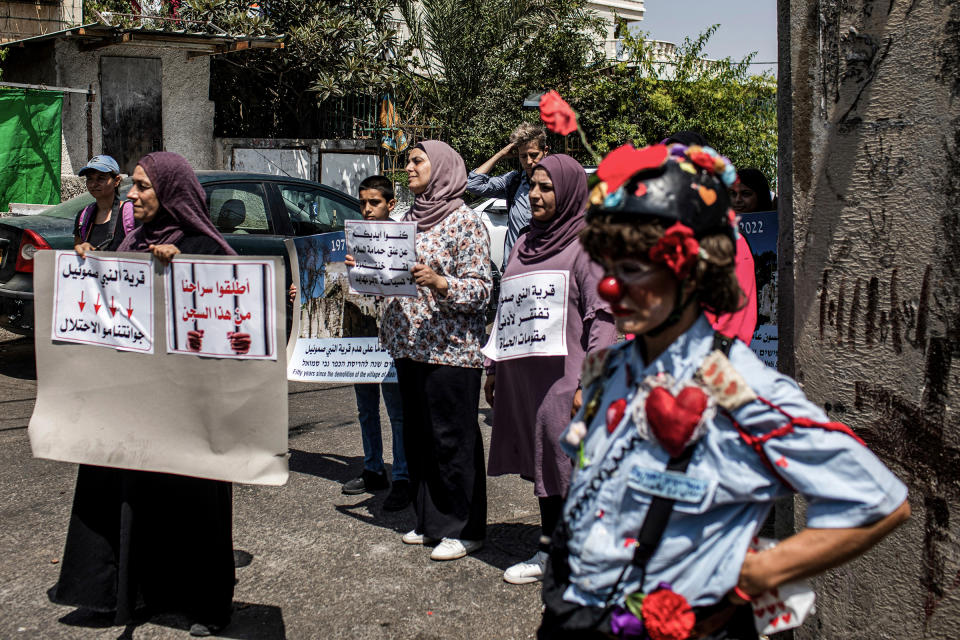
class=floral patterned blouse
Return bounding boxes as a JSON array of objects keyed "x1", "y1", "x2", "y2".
[{"x1": 381, "y1": 204, "x2": 492, "y2": 368}]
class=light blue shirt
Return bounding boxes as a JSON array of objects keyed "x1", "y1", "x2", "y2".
[
  {"x1": 466, "y1": 169, "x2": 530, "y2": 266},
  {"x1": 560, "y1": 315, "x2": 908, "y2": 608}
]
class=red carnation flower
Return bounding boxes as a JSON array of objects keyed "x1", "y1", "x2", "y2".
[
  {"x1": 539, "y1": 90, "x2": 578, "y2": 136},
  {"x1": 641, "y1": 588, "x2": 695, "y2": 640},
  {"x1": 597, "y1": 144, "x2": 669, "y2": 193},
  {"x1": 648, "y1": 223, "x2": 700, "y2": 279},
  {"x1": 687, "y1": 149, "x2": 716, "y2": 172}
]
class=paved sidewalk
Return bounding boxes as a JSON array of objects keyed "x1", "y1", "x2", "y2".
[{"x1": 0, "y1": 331, "x2": 545, "y2": 639}]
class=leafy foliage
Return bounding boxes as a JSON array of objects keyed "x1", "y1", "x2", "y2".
[
  {"x1": 396, "y1": 0, "x2": 605, "y2": 168},
  {"x1": 177, "y1": 0, "x2": 414, "y2": 137},
  {"x1": 566, "y1": 25, "x2": 778, "y2": 186}
]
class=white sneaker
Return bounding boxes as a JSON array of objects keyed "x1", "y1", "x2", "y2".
[
  {"x1": 503, "y1": 551, "x2": 547, "y2": 584},
  {"x1": 402, "y1": 529, "x2": 439, "y2": 545},
  {"x1": 430, "y1": 537, "x2": 483, "y2": 561}
]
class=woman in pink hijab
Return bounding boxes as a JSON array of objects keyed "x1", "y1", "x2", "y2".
[{"x1": 379, "y1": 141, "x2": 493, "y2": 562}]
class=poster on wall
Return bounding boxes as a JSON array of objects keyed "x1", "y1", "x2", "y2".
[
  {"x1": 51, "y1": 252, "x2": 154, "y2": 353},
  {"x1": 286, "y1": 232, "x2": 397, "y2": 383},
  {"x1": 165, "y1": 258, "x2": 277, "y2": 359},
  {"x1": 740, "y1": 210, "x2": 778, "y2": 368}
]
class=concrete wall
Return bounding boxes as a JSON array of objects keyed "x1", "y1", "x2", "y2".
[
  {"x1": 779, "y1": 0, "x2": 960, "y2": 638},
  {"x1": 54, "y1": 39, "x2": 215, "y2": 175}
]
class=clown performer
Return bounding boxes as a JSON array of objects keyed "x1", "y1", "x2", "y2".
[{"x1": 538, "y1": 143, "x2": 910, "y2": 640}]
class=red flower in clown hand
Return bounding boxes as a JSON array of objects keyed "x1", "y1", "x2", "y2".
[
  {"x1": 641, "y1": 588, "x2": 695, "y2": 640},
  {"x1": 597, "y1": 144, "x2": 669, "y2": 193},
  {"x1": 539, "y1": 90, "x2": 578, "y2": 136},
  {"x1": 648, "y1": 223, "x2": 700, "y2": 279}
]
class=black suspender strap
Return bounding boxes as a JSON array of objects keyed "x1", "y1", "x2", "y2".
[
  {"x1": 629, "y1": 332, "x2": 733, "y2": 568},
  {"x1": 711, "y1": 331, "x2": 735, "y2": 356},
  {"x1": 630, "y1": 444, "x2": 697, "y2": 568},
  {"x1": 602, "y1": 332, "x2": 735, "y2": 604}
]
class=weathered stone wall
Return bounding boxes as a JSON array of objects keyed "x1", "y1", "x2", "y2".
[
  {"x1": 779, "y1": 1, "x2": 960, "y2": 638},
  {"x1": 54, "y1": 40, "x2": 215, "y2": 173}
]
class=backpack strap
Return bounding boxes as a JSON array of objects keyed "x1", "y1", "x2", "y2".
[
  {"x1": 77, "y1": 203, "x2": 96, "y2": 242},
  {"x1": 120, "y1": 200, "x2": 136, "y2": 235}
]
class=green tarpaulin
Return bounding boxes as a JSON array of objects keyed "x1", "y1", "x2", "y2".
[{"x1": 0, "y1": 88, "x2": 62, "y2": 212}]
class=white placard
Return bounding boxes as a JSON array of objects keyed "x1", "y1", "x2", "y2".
[
  {"x1": 345, "y1": 220, "x2": 417, "y2": 297},
  {"x1": 481, "y1": 270, "x2": 569, "y2": 361},
  {"x1": 32, "y1": 251, "x2": 289, "y2": 485},
  {"x1": 288, "y1": 337, "x2": 397, "y2": 383},
  {"x1": 165, "y1": 258, "x2": 277, "y2": 359},
  {"x1": 52, "y1": 251, "x2": 154, "y2": 353}
]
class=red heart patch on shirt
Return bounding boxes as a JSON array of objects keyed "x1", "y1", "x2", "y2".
[
  {"x1": 606, "y1": 398, "x2": 627, "y2": 433},
  {"x1": 645, "y1": 386, "x2": 708, "y2": 457}
]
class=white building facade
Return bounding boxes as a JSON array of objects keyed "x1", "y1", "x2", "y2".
[{"x1": 588, "y1": 0, "x2": 644, "y2": 60}]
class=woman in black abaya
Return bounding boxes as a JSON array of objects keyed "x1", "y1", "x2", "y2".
[{"x1": 49, "y1": 152, "x2": 237, "y2": 637}]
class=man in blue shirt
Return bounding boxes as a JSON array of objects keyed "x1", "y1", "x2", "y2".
[{"x1": 466, "y1": 123, "x2": 548, "y2": 268}]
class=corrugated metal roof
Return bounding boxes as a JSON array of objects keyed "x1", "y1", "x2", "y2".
[{"x1": 1, "y1": 20, "x2": 283, "y2": 50}]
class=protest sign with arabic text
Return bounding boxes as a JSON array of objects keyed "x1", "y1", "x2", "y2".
[
  {"x1": 345, "y1": 220, "x2": 417, "y2": 297},
  {"x1": 30, "y1": 252, "x2": 289, "y2": 486},
  {"x1": 166, "y1": 258, "x2": 277, "y2": 359},
  {"x1": 52, "y1": 252, "x2": 154, "y2": 353},
  {"x1": 740, "y1": 210, "x2": 778, "y2": 368},
  {"x1": 481, "y1": 270, "x2": 569, "y2": 361},
  {"x1": 288, "y1": 337, "x2": 397, "y2": 383}
]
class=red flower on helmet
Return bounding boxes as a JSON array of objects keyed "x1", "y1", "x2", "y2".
[
  {"x1": 648, "y1": 223, "x2": 700, "y2": 279},
  {"x1": 687, "y1": 149, "x2": 717, "y2": 172},
  {"x1": 539, "y1": 90, "x2": 578, "y2": 136},
  {"x1": 597, "y1": 144, "x2": 669, "y2": 193},
  {"x1": 641, "y1": 588, "x2": 695, "y2": 640}
]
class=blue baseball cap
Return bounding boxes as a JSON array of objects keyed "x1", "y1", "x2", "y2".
[{"x1": 79, "y1": 155, "x2": 121, "y2": 176}]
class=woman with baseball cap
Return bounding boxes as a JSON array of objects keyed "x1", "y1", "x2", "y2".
[{"x1": 74, "y1": 155, "x2": 136, "y2": 258}]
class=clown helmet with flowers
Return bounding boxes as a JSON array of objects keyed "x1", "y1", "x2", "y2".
[{"x1": 580, "y1": 142, "x2": 744, "y2": 338}]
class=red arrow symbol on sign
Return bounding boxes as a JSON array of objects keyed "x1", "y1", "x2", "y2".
[
  {"x1": 109, "y1": 296, "x2": 117, "y2": 317},
  {"x1": 94, "y1": 293, "x2": 101, "y2": 314},
  {"x1": 127, "y1": 297, "x2": 133, "y2": 319},
  {"x1": 78, "y1": 291, "x2": 86, "y2": 312}
]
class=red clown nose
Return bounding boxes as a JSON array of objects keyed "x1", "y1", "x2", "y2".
[{"x1": 597, "y1": 276, "x2": 625, "y2": 304}]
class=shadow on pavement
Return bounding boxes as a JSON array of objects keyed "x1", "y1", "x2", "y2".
[
  {"x1": 57, "y1": 601, "x2": 286, "y2": 639},
  {"x1": 334, "y1": 497, "x2": 541, "y2": 573},
  {"x1": 288, "y1": 449, "x2": 361, "y2": 484},
  {"x1": 334, "y1": 496, "x2": 413, "y2": 536},
  {"x1": 0, "y1": 336, "x2": 36, "y2": 380}
]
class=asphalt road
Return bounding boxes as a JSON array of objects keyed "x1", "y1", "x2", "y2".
[{"x1": 0, "y1": 328, "x2": 544, "y2": 639}]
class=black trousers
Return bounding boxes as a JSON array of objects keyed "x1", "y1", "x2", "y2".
[{"x1": 395, "y1": 358, "x2": 487, "y2": 540}]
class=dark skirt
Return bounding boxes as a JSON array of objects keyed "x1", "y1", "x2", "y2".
[
  {"x1": 395, "y1": 358, "x2": 487, "y2": 540},
  {"x1": 49, "y1": 464, "x2": 235, "y2": 626}
]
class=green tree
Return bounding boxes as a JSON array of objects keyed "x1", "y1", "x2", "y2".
[
  {"x1": 566, "y1": 25, "x2": 777, "y2": 185},
  {"x1": 397, "y1": 0, "x2": 605, "y2": 168},
  {"x1": 177, "y1": 0, "x2": 414, "y2": 137}
]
